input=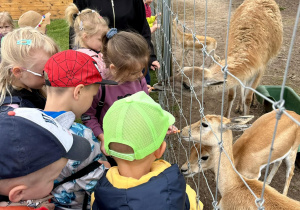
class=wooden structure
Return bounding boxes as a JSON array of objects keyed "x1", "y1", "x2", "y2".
[{"x1": 0, "y1": 0, "x2": 72, "y2": 20}]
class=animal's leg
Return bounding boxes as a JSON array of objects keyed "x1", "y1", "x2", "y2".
[
  {"x1": 283, "y1": 150, "x2": 297, "y2": 195},
  {"x1": 180, "y1": 50, "x2": 189, "y2": 67},
  {"x1": 225, "y1": 87, "x2": 236, "y2": 118},
  {"x1": 266, "y1": 160, "x2": 282, "y2": 185},
  {"x1": 244, "y1": 72, "x2": 263, "y2": 115},
  {"x1": 235, "y1": 86, "x2": 244, "y2": 114},
  {"x1": 185, "y1": 50, "x2": 191, "y2": 66}
]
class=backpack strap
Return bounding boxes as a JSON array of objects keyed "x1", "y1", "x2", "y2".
[
  {"x1": 95, "y1": 85, "x2": 106, "y2": 120},
  {"x1": 53, "y1": 161, "x2": 101, "y2": 189}
]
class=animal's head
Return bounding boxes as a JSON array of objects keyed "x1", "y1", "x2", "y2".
[
  {"x1": 181, "y1": 115, "x2": 254, "y2": 146},
  {"x1": 153, "y1": 66, "x2": 224, "y2": 97},
  {"x1": 180, "y1": 115, "x2": 253, "y2": 176},
  {"x1": 181, "y1": 144, "x2": 214, "y2": 177}
]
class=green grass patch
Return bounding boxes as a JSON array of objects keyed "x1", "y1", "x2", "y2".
[{"x1": 47, "y1": 19, "x2": 69, "y2": 51}]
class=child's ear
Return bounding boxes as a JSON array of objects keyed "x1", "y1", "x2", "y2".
[
  {"x1": 73, "y1": 84, "x2": 85, "y2": 100},
  {"x1": 11, "y1": 67, "x2": 22, "y2": 78},
  {"x1": 8, "y1": 185, "x2": 27, "y2": 202},
  {"x1": 109, "y1": 64, "x2": 117, "y2": 76},
  {"x1": 154, "y1": 141, "x2": 166, "y2": 159},
  {"x1": 82, "y1": 32, "x2": 88, "y2": 41}
]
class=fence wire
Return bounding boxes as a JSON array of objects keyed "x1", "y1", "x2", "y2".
[{"x1": 153, "y1": 0, "x2": 300, "y2": 209}]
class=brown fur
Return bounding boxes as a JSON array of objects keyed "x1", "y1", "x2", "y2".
[
  {"x1": 181, "y1": 113, "x2": 300, "y2": 209},
  {"x1": 156, "y1": 0, "x2": 283, "y2": 118},
  {"x1": 207, "y1": 0, "x2": 283, "y2": 117},
  {"x1": 172, "y1": 18, "x2": 220, "y2": 67}
]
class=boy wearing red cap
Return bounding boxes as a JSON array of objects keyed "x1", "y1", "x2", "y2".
[{"x1": 43, "y1": 50, "x2": 116, "y2": 210}]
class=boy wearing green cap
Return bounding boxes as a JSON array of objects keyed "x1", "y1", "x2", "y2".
[{"x1": 91, "y1": 91, "x2": 203, "y2": 210}]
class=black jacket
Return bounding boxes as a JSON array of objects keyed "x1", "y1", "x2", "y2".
[
  {"x1": 72, "y1": 0, "x2": 157, "y2": 64},
  {"x1": 3, "y1": 88, "x2": 46, "y2": 109}
]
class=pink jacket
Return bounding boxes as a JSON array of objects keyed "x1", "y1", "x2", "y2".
[
  {"x1": 144, "y1": 4, "x2": 152, "y2": 18},
  {"x1": 76, "y1": 49, "x2": 110, "y2": 79}
]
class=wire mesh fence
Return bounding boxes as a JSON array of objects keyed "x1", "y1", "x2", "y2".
[{"x1": 151, "y1": 0, "x2": 300, "y2": 209}]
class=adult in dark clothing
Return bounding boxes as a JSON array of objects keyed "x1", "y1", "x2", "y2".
[{"x1": 72, "y1": 0, "x2": 160, "y2": 84}]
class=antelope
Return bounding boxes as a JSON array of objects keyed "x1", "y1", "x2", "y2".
[
  {"x1": 181, "y1": 110, "x2": 300, "y2": 196},
  {"x1": 172, "y1": 18, "x2": 220, "y2": 67},
  {"x1": 181, "y1": 114, "x2": 300, "y2": 209},
  {"x1": 156, "y1": 0, "x2": 283, "y2": 118}
]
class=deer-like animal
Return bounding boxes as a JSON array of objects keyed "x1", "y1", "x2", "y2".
[
  {"x1": 172, "y1": 18, "x2": 220, "y2": 67},
  {"x1": 181, "y1": 110, "x2": 300, "y2": 196},
  {"x1": 181, "y1": 114, "x2": 300, "y2": 209},
  {"x1": 156, "y1": 0, "x2": 283, "y2": 118}
]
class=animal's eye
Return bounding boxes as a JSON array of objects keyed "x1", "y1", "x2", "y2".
[
  {"x1": 201, "y1": 156, "x2": 209, "y2": 161},
  {"x1": 202, "y1": 122, "x2": 208, "y2": 127},
  {"x1": 182, "y1": 82, "x2": 190, "y2": 90}
]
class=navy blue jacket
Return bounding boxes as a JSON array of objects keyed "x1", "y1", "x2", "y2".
[{"x1": 92, "y1": 164, "x2": 190, "y2": 210}]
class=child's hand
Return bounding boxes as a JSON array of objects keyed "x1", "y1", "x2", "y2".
[
  {"x1": 98, "y1": 160, "x2": 111, "y2": 168},
  {"x1": 166, "y1": 125, "x2": 179, "y2": 135},
  {"x1": 98, "y1": 133, "x2": 108, "y2": 156},
  {"x1": 151, "y1": 60, "x2": 160, "y2": 70},
  {"x1": 147, "y1": 85, "x2": 154, "y2": 92},
  {"x1": 155, "y1": 13, "x2": 161, "y2": 19}
]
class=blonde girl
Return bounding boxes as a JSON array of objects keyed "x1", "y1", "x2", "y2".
[
  {"x1": 65, "y1": 3, "x2": 109, "y2": 76},
  {"x1": 0, "y1": 27, "x2": 59, "y2": 109},
  {"x1": 83, "y1": 29, "x2": 149, "y2": 164},
  {"x1": 0, "y1": 12, "x2": 14, "y2": 36},
  {"x1": 0, "y1": 12, "x2": 14, "y2": 62}
]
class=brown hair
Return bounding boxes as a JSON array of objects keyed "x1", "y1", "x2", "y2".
[
  {"x1": 65, "y1": 3, "x2": 109, "y2": 48},
  {"x1": 0, "y1": 12, "x2": 14, "y2": 29},
  {"x1": 102, "y1": 31, "x2": 150, "y2": 83}
]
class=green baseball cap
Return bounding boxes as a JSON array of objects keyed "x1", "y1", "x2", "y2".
[{"x1": 103, "y1": 91, "x2": 175, "y2": 161}]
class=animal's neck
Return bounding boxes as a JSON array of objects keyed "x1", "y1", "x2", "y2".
[
  {"x1": 172, "y1": 23, "x2": 184, "y2": 39},
  {"x1": 212, "y1": 131, "x2": 241, "y2": 196}
]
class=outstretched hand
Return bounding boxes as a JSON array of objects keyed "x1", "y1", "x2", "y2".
[
  {"x1": 166, "y1": 125, "x2": 179, "y2": 135},
  {"x1": 151, "y1": 60, "x2": 160, "y2": 70}
]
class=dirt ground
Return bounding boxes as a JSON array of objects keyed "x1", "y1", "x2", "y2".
[{"x1": 157, "y1": 0, "x2": 300, "y2": 209}]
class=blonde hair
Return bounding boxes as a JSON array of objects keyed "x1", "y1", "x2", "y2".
[
  {"x1": 0, "y1": 12, "x2": 14, "y2": 29},
  {"x1": 65, "y1": 3, "x2": 109, "y2": 48},
  {"x1": 0, "y1": 27, "x2": 59, "y2": 105},
  {"x1": 102, "y1": 31, "x2": 150, "y2": 83}
]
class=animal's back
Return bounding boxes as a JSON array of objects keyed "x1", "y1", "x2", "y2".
[
  {"x1": 220, "y1": 179, "x2": 300, "y2": 209},
  {"x1": 227, "y1": 0, "x2": 283, "y2": 78}
]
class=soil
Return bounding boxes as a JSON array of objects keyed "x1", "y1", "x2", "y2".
[{"x1": 156, "y1": 0, "x2": 300, "y2": 209}]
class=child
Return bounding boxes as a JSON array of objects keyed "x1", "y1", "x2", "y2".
[
  {"x1": 43, "y1": 50, "x2": 115, "y2": 210},
  {"x1": 0, "y1": 12, "x2": 14, "y2": 37},
  {"x1": 0, "y1": 107, "x2": 92, "y2": 210},
  {"x1": 18, "y1": 11, "x2": 51, "y2": 34},
  {"x1": 91, "y1": 91, "x2": 203, "y2": 210},
  {"x1": 0, "y1": 27, "x2": 59, "y2": 109},
  {"x1": 0, "y1": 12, "x2": 14, "y2": 62},
  {"x1": 65, "y1": 3, "x2": 109, "y2": 77},
  {"x1": 82, "y1": 29, "x2": 150, "y2": 161},
  {"x1": 144, "y1": 0, "x2": 160, "y2": 33}
]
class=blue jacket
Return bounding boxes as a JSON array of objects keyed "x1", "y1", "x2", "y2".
[{"x1": 92, "y1": 164, "x2": 190, "y2": 210}]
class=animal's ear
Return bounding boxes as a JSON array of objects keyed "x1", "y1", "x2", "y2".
[
  {"x1": 223, "y1": 123, "x2": 252, "y2": 131},
  {"x1": 201, "y1": 52, "x2": 215, "y2": 68},
  {"x1": 203, "y1": 78, "x2": 225, "y2": 87},
  {"x1": 230, "y1": 115, "x2": 254, "y2": 124},
  {"x1": 222, "y1": 115, "x2": 254, "y2": 131}
]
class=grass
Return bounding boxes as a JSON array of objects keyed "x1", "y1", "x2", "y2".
[{"x1": 47, "y1": 19, "x2": 69, "y2": 51}]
